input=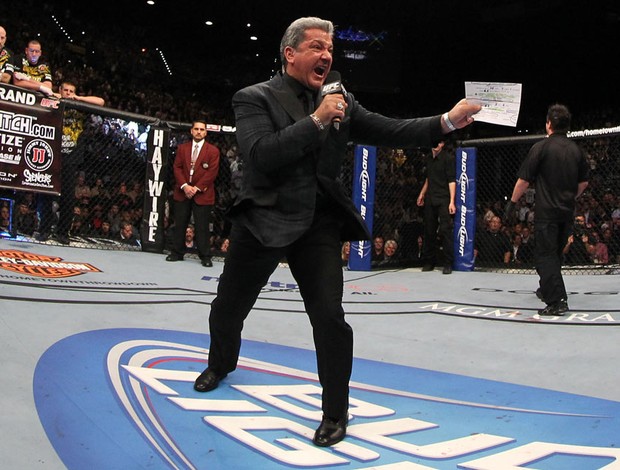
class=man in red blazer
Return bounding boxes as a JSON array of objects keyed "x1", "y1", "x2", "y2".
[{"x1": 166, "y1": 120, "x2": 220, "y2": 266}]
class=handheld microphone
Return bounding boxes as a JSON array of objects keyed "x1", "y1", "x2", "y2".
[{"x1": 320, "y1": 71, "x2": 346, "y2": 130}]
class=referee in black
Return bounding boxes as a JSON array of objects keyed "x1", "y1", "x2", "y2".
[
  {"x1": 416, "y1": 141, "x2": 456, "y2": 274},
  {"x1": 505, "y1": 104, "x2": 589, "y2": 316}
]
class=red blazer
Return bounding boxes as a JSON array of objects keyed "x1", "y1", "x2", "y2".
[{"x1": 172, "y1": 139, "x2": 220, "y2": 205}]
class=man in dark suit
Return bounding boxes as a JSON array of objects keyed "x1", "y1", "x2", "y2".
[
  {"x1": 166, "y1": 120, "x2": 220, "y2": 267},
  {"x1": 193, "y1": 16, "x2": 481, "y2": 446}
]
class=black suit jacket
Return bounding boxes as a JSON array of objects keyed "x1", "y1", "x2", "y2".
[{"x1": 230, "y1": 71, "x2": 444, "y2": 247}]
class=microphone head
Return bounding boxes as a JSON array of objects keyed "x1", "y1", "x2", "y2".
[
  {"x1": 325, "y1": 70, "x2": 341, "y2": 83},
  {"x1": 321, "y1": 70, "x2": 345, "y2": 97}
]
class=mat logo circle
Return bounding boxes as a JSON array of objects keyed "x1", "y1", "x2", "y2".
[{"x1": 34, "y1": 329, "x2": 620, "y2": 469}]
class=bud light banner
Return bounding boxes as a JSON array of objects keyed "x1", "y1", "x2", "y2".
[
  {"x1": 348, "y1": 145, "x2": 376, "y2": 271},
  {"x1": 140, "y1": 127, "x2": 169, "y2": 253},
  {"x1": 0, "y1": 83, "x2": 63, "y2": 194},
  {"x1": 454, "y1": 147, "x2": 477, "y2": 271}
]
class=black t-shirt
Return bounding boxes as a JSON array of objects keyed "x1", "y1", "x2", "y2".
[
  {"x1": 424, "y1": 149, "x2": 455, "y2": 204},
  {"x1": 517, "y1": 133, "x2": 589, "y2": 222}
]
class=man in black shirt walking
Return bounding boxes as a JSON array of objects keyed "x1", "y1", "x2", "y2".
[{"x1": 505, "y1": 104, "x2": 589, "y2": 316}]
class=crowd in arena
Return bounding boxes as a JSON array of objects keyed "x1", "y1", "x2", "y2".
[{"x1": 1, "y1": 3, "x2": 620, "y2": 269}]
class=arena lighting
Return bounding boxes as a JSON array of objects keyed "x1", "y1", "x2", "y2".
[
  {"x1": 250, "y1": 36, "x2": 258, "y2": 41},
  {"x1": 146, "y1": 0, "x2": 155, "y2": 5},
  {"x1": 51, "y1": 14, "x2": 73, "y2": 43},
  {"x1": 205, "y1": 21, "x2": 213, "y2": 26},
  {"x1": 155, "y1": 48, "x2": 173, "y2": 76}
]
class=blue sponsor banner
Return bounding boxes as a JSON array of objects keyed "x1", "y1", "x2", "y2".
[
  {"x1": 34, "y1": 328, "x2": 620, "y2": 469},
  {"x1": 349, "y1": 145, "x2": 376, "y2": 271},
  {"x1": 454, "y1": 146, "x2": 477, "y2": 271}
]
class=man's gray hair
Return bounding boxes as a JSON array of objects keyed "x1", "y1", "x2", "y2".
[{"x1": 279, "y1": 17, "x2": 334, "y2": 71}]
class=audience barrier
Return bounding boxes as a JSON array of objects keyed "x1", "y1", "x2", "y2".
[{"x1": 1, "y1": 98, "x2": 619, "y2": 275}]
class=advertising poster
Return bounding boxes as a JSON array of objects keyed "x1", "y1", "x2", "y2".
[{"x1": 0, "y1": 83, "x2": 63, "y2": 195}]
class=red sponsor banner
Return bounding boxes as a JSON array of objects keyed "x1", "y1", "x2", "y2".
[{"x1": 0, "y1": 83, "x2": 63, "y2": 195}]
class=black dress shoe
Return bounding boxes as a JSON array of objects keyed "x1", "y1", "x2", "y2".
[
  {"x1": 421, "y1": 264, "x2": 434, "y2": 272},
  {"x1": 54, "y1": 234, "x2": 70, "y2": 245},
  {"x1": 35, "y1": 232, "x2": 50, "y2": 242},
  {"x1": 201, "y1": 258, "x2": 213, "y2": 267},
  {"x1": 313, "y1": 415, "x2": 348, "y2": 447},
  {"x1": 194, "y1": 368, "x2": 227, "y2": 392},
  {"x1": 165, "y1": 254, "x2": 183, "y2": 262},
  {"x1": 538, "y1": 300, "x2": 569, "y2": 317},
  {"x1": 442, "y1": 265, "x2": 452, "y2": 274}
]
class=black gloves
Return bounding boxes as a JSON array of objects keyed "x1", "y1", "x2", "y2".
[{"x1": 503, "y1": 200, "x2": 516, "y2": 225}]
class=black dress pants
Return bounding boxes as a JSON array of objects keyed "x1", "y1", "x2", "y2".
[
  {"x1": 535, "y1": 218, "x2": 572, "y2": 304},
  {"x1": 421, "y1": 200, "x2": 453, "y2": 265},
  {"x1": 171, "y1": 199, "x2": 212, "y2": 260},
  {"x1": 207, "y1": 209, "x2": 352, "y2": 418}
]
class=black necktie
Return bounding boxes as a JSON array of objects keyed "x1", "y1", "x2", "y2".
[{"x1": 302, "y1": 90, "x2": 314, "y2": 114}]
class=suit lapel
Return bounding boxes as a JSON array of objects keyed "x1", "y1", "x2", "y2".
[{"x1": 269, "y1": 75, "x2": 306, "y2": 122}]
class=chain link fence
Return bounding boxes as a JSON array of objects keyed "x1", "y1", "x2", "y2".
[{"x1": 2, "y1": 102, "x2": 619, "y2": 275}]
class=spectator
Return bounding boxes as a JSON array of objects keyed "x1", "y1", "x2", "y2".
[
  {"x1": 184, "y1": 225, "x2": 197, "y2": 253},
  {"x1": 127, "y1": 181, "x2": 143, "y2": 205},
  {"x1": 602, "y1": 226, "x2": 620, "y2": 264},
  {"x1": 74, "y1": 174, "x2": 92, "y2": 200},
  {"x1": 112, "y1": 182, "x2": 134, "y2": 210},
  {"x1": 95, "y1": 219, "x2": 114, "y2": 239},
  {"x1": 10, "y1": 39, "x2": 55, "y2": 240},
  {"x1": 69, "y1": 215, "x2": 87, "y2": 237},
  {"x1": 563, "y1": 230, "x2": 593, "y2": 265},
  {"x1": 589, "y1": 230, "x2": 609, "y2": 264},
  {"x1": 107, "y1": 203, "x2": 121, "y2": 235},
  {"x1": 0, "y1": 202, "x2": 11, "y2": 233},
  {"x1": 562, "y1": 214, "x2": 592, "y2": 265},
  {"x1": 90, "y1": 178, "x2": 110, "y2": 203},
  {"x1": 0, "y1": 25, "x2": 13, "y2": 84},
  {"x1": 341, "y1": 241, "x2": 350, "y2": 266},
  {"x1": 56, "y1": 80, "x2": 105, "y2": 106},
  {"x1": 519, "y1": 225, "x2": 535, "y2": 264},
  {"x1": 475, "y1": 216, "x2": 511, "y2": 266},
  {"x1": 379, "y1": 239, "x2": 400, "y2": 267},
  {"x1": 371, "y1": 236, "x2": 384, "y2": 264},
  {"x1": 56, "y1": 79, "x2": 105, "y2": 240},
  {"x1": 117, "y1": 221, "x2": 139, "y2": 246},
  {"x1": 10, "y1": 39, "x2": 54, "y2": 96},
  {"x1": 515, "y1": 198, "x2": 531, "y2": 224},
  {"x1": 508, "y1": 233, "x2": 524, "y2": 265},
  {"x1": 13, "y1": 201, "x2": 37, "y2": 236}
]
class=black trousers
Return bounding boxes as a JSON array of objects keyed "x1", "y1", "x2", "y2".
[
  {"x1": 171, "y1": 199, "x2": 212, "y2": 260},
  {"x1": 421, "y1": 200, "x2": 454, "y2": 265},
  {"x1": 207, "y1": 209, "x2": 352, "y2": 418},
  {"x1": 535, "y1": 218, "x2": 572, "y2": 305}
]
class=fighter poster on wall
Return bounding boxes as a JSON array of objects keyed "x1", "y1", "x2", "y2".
[{"x1": 0, "y1": 83, "x2": 63, "y2": 195}]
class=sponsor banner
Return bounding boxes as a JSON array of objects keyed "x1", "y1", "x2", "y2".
[
  {"x1": 140, "y1": 127, "x2": 168, "y2": 253},
  {"x1": 454, "y1": 147, "x2": 477, "y2": 271},
  {"x1": 0, "y1": 248, "x2": 101, "y2": 278},
  {"x1": 0, "y1": 82, "x2": 63, "y2": 194},
  {"x1": 34, "y1": 328, "x2": 620, "y2": 469},
  {"x1": 349, "y1": 145, "x2": 376, "y2": 271}
]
